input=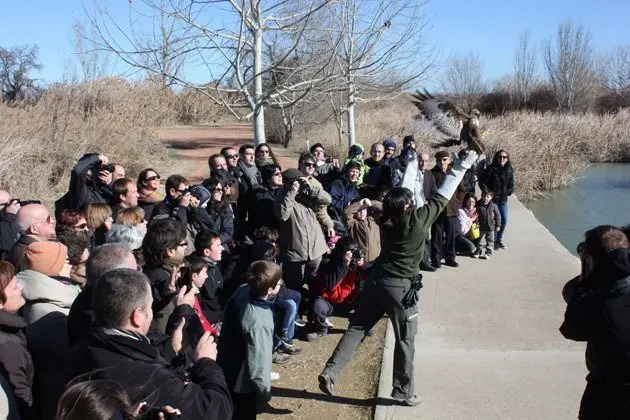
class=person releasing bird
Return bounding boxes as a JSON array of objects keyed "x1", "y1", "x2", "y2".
[{"x1": 411, "y1": 89, "x2": 485, "y2": 155}]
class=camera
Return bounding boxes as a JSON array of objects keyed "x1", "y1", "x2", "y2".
[
  {"x1": 297, "y1": 178, "x2": 311, "y2": 195},
  {"x1": 325, "y1": 157, "x2": 334, "y2": 164},
  {"x1": 6, "y1": 199, "x2": 41, "y2": 207},
  {"x1": 99, "y1": 163, "x2": 116, "y2": 173},
  {"x1": 351, "y1": 248, "x2": 365, "y2": 260}
]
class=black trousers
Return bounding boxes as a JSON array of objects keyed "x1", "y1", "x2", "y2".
[
  {"x1": 231, "y1": 392, "x2": 257, "y2": 420},
  {"x1": 430, "y1": 213, "x2": 457, "y2": 264},
  {"x1": 321, "y1": 269, "x2": 418, "y2": 398}
]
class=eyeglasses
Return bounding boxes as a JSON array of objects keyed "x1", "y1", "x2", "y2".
[
  {"x1": 177, "y1": 240, "x2": 188, "y2": 248},
  {"x1": 225, "y1": 154, "x2": 238, "y2": 159},
  {"x1": 31, "y1": 215, "x2": 55, "y2": 227},
  {"x1": 145, "y1": 175, "x2": 160, "y2": 182},
  {"x1": 176, "y1": 188, "x2": 189, "y2": 194},
  {"x1": 212, "y1": 187, "x2": 224, "y2": 193},
  {"x1": 499, "y1": 155, "x2": 508, "y2": 159},
  {"x1": 303, "y1": 162, "x2": 315, "y2": 168}
]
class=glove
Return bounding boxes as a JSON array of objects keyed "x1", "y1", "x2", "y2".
[{"x1": 451, "y1": 150, "x2": 479, "y2": 171}]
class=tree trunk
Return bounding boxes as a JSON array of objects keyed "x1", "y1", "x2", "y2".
[
  {"x1": 253, "y1": 27, "x2": 266, "y2": 145},
  {"x1": 347, "y1": 81, "x2": 356, "y2": 147}
]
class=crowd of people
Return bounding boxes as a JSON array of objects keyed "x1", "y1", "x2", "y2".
[{"x1": 0, "y1": 136, "x2": 515, "y2": 419}]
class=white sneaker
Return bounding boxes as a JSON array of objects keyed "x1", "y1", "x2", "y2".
[
  {"x1": 271, "y1": 372, "x2": 280, "y2": 381},
  {"x1": 324, "y1": 318, "x2": 334, "y2": 328},
  {"x1": 479, "y1": 253, "x2": 487, "y2": 260}
]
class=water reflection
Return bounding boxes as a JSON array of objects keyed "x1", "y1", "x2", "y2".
[{"x1": 524, "y1": 163, "x2": 630, "y2": 256}]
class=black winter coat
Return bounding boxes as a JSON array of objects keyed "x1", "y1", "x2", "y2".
[
  {"x1": 68, "y1": 329, "x2": 232, "y2": 420},
  {"x1": 481, "y1": 163, "x2": 514, "y2": 204},
  {"x1": 560, "y1": 248, "x2": 630, "y2": 419},
  {"x1": 0, "y1": 311, "x2": 33, "y2": 418},
  {"x1": 150, "y1": 198, "x2": 188, "y2": 225},
  {"x1": 198, "y1": 261, "x2": 225, "y2": 324},
  {"x1": 67, "y1": 154, "x2": 113, "y2": 210},
  {"x1": 190, "y1": 205, "x2": 234, "y2": 250},
  {"x1": 0, "y1": 213, "x2": 20, "y2": 262},
  {"x1": 247, "y1": 185, "x2": 282, "y2": 233}
]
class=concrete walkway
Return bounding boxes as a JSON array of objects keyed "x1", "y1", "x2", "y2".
[{"x1": 374, "y1": 196, "x2": 586, "y2": 420}]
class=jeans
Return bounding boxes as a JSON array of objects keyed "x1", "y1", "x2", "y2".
[
  {"x1": 497, "y1": 202, "x2": 508, "y2": 241},
  {"x1": 273, "y1": 288, "x2": 301, "y2": 340}
]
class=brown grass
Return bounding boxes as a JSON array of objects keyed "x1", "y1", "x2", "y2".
[
  {"x1": 0, "y1": 78, "x2": 233, "y2": 206},
  {"x1": 301, "y1": 98, "x2": 630, "y2": 201}
]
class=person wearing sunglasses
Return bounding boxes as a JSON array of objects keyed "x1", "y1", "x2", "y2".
[
  {"x1": 220, "y1": 146, "x2": 240, "y2": 174},
  {"x1": 0, "y1": 187, "x2": 22, "y2": 261},
  {"x1": 57, "y1": 209, "x2": 90, "y2": 235},
  {"x1": 137, "y1": 168, "x2": 164, "y2": 222},
  {"x1": 298, "y1": 153, "x2": 336, "y2": 239},
  {"x1": 560, "y1": 225, "x2": 630, "y2": 419},
  {"x1": 150, "y1": 174, "x2": 196, "y2": 226},
  {"x1": 479, "y1": 149, "x2": 514, "y2": 250},
  {"x1": 7, "y1": 204, "x2": 56, "y2": 273}
]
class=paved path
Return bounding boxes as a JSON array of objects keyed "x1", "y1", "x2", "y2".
[{"x1": 375, "y1": 196, "x2": 586, "y2": 420}]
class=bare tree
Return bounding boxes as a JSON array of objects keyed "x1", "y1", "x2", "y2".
[
  {"x1": 542, "y1": 21, "x2": 595, "y2": 111},
  {"x1": 87, "y1": 0, "x2": 335, "y2": 145},
  {"x1": 73, "y1": 21, "x2": 112, "y2": 82},
  {"x1": 603, "y1": 44, "x2": 630, "y2": 91},
  {"x1": 513, "y1": 31, "x2": 536, "y2": 108},
  {"x1": 0, "y1": 44, "x2": 42, "y2": 103},
  {"x1": 324, "y1": 0, "x2": 438, "y2": 146},
  {"x1": 440, "y1": 51, "x2": 485, "y2": 111}
]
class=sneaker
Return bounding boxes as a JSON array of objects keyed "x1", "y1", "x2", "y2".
[
  {"x1": 391, "y1": 394, "x2": 421, "y2": 407},
  {"x1": 484, "y1": 252, "x2": 491, "y2": 259},
  {"x1": 318, "y1": 373, "x2": 334, "y2": 396},
  {"x1": 479, "y1": 253, "x2": 487, "y2": 260},
  {"x1": 279, "y1": 345, "x2": 302, "y2": 355},
  {"x1": 272, "y1": 351, "x2": 291, "y2": 364},
  {"x1": 431, "y1": 261, "x2": 442, "y2": 269},
  {"x1": 324, "y1": 318, "x2": 334, "y2": 328},
  {"x1": 495, "y1": 240, "x2": 506, "y2": 250},
  {"x1": 444, "y1": 260, "x2": 459, "y2": 268},
  {"x1": 471, "y1": 250, "x2": 479, "y2": 259},
  {"x1": 499, "y1": 241, "x2": 506, "y2": 249},
  {"x1": 271, "y1": 372, "x2": 280, "y2": 381},
  {"x1": 306, "y1": 331, "x2": 326, "y2": 342},
  {"x1": 294, "y1": 319, "x2": 307, "y2": 328}
]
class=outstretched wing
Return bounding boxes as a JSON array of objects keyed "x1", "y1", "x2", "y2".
[{"x1": 411, "y1": 90, "x2": 465, "y2": 139}]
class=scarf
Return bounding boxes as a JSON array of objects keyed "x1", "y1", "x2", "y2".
[
  {"x1": 138, "y1": 187, "x2": 164, "y2": 204},
  {"x1": 238, "y1": 160, "x2": 260, "y2": 187}
]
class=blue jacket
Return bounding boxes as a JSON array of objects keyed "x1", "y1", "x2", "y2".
[{"x1": 328, "y1": 177, "x2": 359, "y2": 215}]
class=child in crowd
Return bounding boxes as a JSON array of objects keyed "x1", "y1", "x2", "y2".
[
  {"x1": 345, "y1": 198, "x2": 382, "y2": 263},
  {"x1": 476, "y1": 190, "x2": 502, "y2": 259},
  {"x1": 456, "y1": 193, "x2": 479, "y2": 257}
]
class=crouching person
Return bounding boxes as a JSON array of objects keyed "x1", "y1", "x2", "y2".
[
  {"x1": 307, "y1": 237, "x2": 366, "y2": 341},
  {"x1": 218, "y1": 261, "x2": 283, "y2": 419},
  {"x1": 68, "y1": 268, "x2": 232, "y2": 420}
]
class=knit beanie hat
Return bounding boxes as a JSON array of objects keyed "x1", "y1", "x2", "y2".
[
  {"x1": 403, "y1": 135, "x2": 415, "y2": 147},
  {"x1": 26, "y1": 241, "x2": 68, "y2": 276},
  {"x1": 348, "y1": 144, "x2": 364, "y2": 158},
  {"x1": 435, "y1": 150, "x2": 449, "y2": 160},
  {"x1": 382, "y1": 138, "x2": 397, "y2": 150},
  {"x1": 309, "y1": 142, "x2": 325, "y2": 154}
]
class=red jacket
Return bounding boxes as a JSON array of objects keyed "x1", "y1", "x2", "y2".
[{"x1": 313, "y1": 267, "x2": 364, "y2": 305}]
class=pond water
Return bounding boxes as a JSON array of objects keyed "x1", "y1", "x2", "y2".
[{"x1": 524, "y1": 163, "x2": 630, "y2": 256}]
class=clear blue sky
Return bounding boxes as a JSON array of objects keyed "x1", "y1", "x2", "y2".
[{"x1": 2, "y1": 0, "x2": 629, "y2": 88}]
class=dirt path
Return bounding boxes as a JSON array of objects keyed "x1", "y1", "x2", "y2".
[{"x1": 158, "y1": 125, "x2": 386, "y2": 420}]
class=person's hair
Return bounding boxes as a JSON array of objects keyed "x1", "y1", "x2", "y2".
[
  {"x1": 59, "y1": 209, "x2": 86, "y2": 227},
  {"x1": 56, "y1": 228, "x2": 91, "y2": 265},
  {"x1": 259, "y1": 164, "x2": 281, "y2": 185},
  {"x1": 106, "y1": 224, "x2": 145, "y2": 251},
  {"x1": 330, "y1": 236, "x2": 359, "y2": 263},
  {"x1": 492, "y1": 149, "x2": 511, "y2": 166},
  {"x1": 255, "y1": 143, "x2": 281, "y2": 167},
  {"x1": 382, "y1": 187, "x2": 413, "y2": 222},
  {"x1": 194, "y1": 230, "x2": 221, "y2": 254},
  {"x1": 136, "y1": 168, "x2": 160, "y2": 190},
  {"x1": 204, "y1": 178, "x2": 230, "y2": 214},
  {"x1": 165, "y1": 174, "x2": 188, "y2": 193},
  {"x1": 481, "y1": 189, "x2": 494, "y2": 197},
  {"x1": 252, "y1": 226, "x2": 279, "y2": 242},
  {"x1": 92, "y1": 268, "x2": 151, "y2": 329},
  {"x1": 183, "y1": 254, "x2": 207, "y2": 275},
  {"x1": 115, "y1": 207, "x2": 145, "y2": 226},
  {"x1": 462, "y1": 192, "x2": 477, "y2": 208},
  {"x1": 345, "y1": 160, "x2": 362, "y2": 172},
  {"x1": 622, "y1": 225, "x2": 630, "y2": 242},
  {"x1": 220, "y1": 146, "x2": 236, "y2": 156},
  {"x1": 142, "y1": 219, "x2": 186, "y2": 267},
  {"x1": 0, "y1": 261, "x2": 16, "y2": 304},
  {"x1": 247, "y1": 260, "x2": 283, "y2": 297},
  {"x1": 86, "y1": 244, "x2": 134, "y2": 288},
  {"x1": 112, "y1": 178, "x2": 134, "y2": 204},
  {"x1": 239, "y1": 144, "x2": 255, "y2": 155},
  {"x1": 583, "y1": 225, "x2": 630, "y2": 262},
  {"x1": 86, "y1": 204, "x2": 112, "y2": 230},
  {"x1": 208, "y1": 153, "x2": 225, "y2": 170},
  {"x1": 55, "y1": 379, "x2": 134, "y2": 420},
  {"x1": 298, "y1": 152, "x2": 316, "y2": 165}
]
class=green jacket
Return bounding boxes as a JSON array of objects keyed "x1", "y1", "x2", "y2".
[{"x1": 379, "y1": 195, "x2": 448, "y2": 278}]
